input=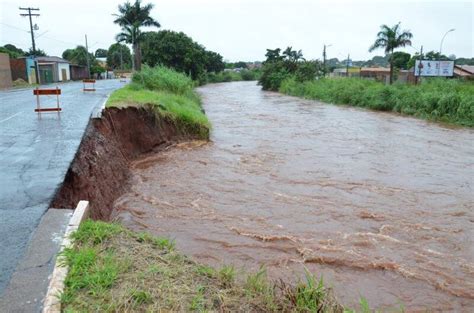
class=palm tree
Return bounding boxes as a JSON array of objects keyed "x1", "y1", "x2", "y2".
[
  {"x1": 113, "y1": 0, "x2": 160, "y2": 71},
  {"x1": 369, "y1": 23, "x2": 413, "y2": 84}
]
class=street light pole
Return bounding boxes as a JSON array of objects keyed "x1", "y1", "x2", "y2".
[
  {"x1": 85, "y1": 34, "x2": 91, "y2": 78},
  {"x1": 438, "y1": 28, "x2": 455, "y2": 76},
  {"x1": 439, "y1": 28, "x2": 455, "y2": 56}
]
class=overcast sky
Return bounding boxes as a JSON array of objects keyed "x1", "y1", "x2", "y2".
[{"x1": 1, "y1": 0, "x2": 472, "y2": 61}]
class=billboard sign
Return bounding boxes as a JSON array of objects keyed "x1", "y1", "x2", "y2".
[{"x1": 414, "y1": 60, "x2": 454, "y2": 77}]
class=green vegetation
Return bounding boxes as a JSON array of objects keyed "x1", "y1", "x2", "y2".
[
  {"x1": 62, "y1": 46, "x2": 104, "y2": 75},
  {"x1": 259, "y1": 47, "x2": 323, "y2": 91},
  {"x1": 114, "y1": 0, "x2": 161, "y2": 71},
  {"x1": 0, "y1": 44, "x2": 46, "y2": 58},
  {"x1": 106, "y1": 43, "x2": 132, "y2": 70},
  {"x1": 94, "y1": 48, "x2": 108, "y2": 58},
  {"x1": 280, "y1": 77, "x2": 474, "y2": 127},
  {"x1": 107, "y1": 65, "x2": 210, "y2": 138},
  {"x1": 206, "y1": 69, "x2": 261, "y2": 83},
  {"x1": 368, "y1": 23, "x2": 413, "y2": 84},
  {"x1": 60, "y1": 220, "x2": 344, "y2": 312},
  {"x1": 141, "y1": 30, "x2": 225, "y2": 81}
]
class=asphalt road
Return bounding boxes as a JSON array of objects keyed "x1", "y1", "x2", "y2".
[{"x1": 0, "y1": 79, "x2": 125, "y2": 295}]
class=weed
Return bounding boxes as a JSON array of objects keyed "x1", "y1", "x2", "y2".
[
  {"x1": 218, "y1": 265, "x2": 235, "y2": 287},
  {"x1": 61, "y1": 220, "x2": 346, "y2": 312},
  {"x1": 280, "y1": 77, "x2": 474, "y2": 127}
]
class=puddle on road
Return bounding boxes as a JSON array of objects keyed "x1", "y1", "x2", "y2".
[{"x1": 112, "y1": 82, "x2": 474, "y2": 311}]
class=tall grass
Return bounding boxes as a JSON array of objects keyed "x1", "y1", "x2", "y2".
[
  {"x1": 280, "y1": 77, "x2": 474, "y2": 127},
  {"x1": 107, "y1": 66, "x2": 210, "y2": 138},
  {"x1": 205, "y1": 69, "x2": 261, "y2": 84},
  {"x1": 132, "y1": 65, "x2": 196, "y2": 96}
]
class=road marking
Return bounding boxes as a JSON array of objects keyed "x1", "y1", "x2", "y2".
[{"x1": 0, "y1": 111, "x2": 23, "y2": 124}]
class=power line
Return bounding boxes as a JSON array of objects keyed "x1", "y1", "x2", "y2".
[{"x1": 0, "y1": 22, "x2": 29, "y2": 33}]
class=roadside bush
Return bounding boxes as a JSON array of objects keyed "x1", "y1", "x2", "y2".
[
  {"x1": 132, "y1": 65, "x2": 195, "y2": 95},
  {"x1": 280, "y1": 77, "x2": 474, "y2": 127}
]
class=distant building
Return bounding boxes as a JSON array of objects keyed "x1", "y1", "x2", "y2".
[
  {"x1": 70, "y1": 64, "x2": 89, "y2": 81},
  {"x1": 330, "y1": 67, "x2": 361, "y2": 77},
  {"x1": 454, "y1": 65, "x2": 474, "y2": 78},
  {"x1": 360, "y1": 67, "x2": 391, "y2": 82},
  {"x1": 10, "y1": 57, "x2": 37, "y2": 84},
  {"x1": 36, "y1": 56, "x2": 70, "y2": 83},
  {"x1": 246, "y1": 61, "x2": 262, "y2": 69},
  {"x1": 0, "y1": 53, "x2": 13, "y2": 88}
]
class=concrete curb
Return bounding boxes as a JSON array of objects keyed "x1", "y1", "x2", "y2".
[
  {"x1": 42, "y1": 201, "x2": 90, "y2": 313},
  {"x1": 91, "y1": 94, "x2": 110, "y2": 119}
]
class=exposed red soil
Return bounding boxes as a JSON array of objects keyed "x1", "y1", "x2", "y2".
[{"x1": 51, "y1": 106, "x2": 199, "y2": 220}]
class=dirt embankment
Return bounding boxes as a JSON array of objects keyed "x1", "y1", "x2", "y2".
[{"x1": 51, "y1": 106, "x2": 201, "y2": 220}]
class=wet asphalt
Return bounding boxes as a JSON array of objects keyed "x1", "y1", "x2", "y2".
[{"x1": 0, "y1": 79, "x2": 125, "y2": 295}]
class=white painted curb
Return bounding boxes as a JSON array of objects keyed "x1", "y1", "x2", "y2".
[{"x1": 42, "y1": 201, "x2": 90, "y2": 313}]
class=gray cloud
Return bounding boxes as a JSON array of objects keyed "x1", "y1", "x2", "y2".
[{"x1": 1, "y1": 0, "x2": 472, "y2": 61}]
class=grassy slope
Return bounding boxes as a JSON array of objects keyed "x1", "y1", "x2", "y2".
[
  {"x1": 61, "y1": 220, "x2": 344, "y2": 312},
  {"x1": 280, "y1": 77, "x2": 474, "y2": 127},
  {"x1": 106, "y1": 66, "x2": 210, "y2": 138}
]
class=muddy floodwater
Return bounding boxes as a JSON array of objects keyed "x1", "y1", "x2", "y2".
[{"x1": 113, "y1": 81, "x2": 474, "y2": 311}]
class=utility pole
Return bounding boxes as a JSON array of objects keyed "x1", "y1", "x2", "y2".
[
  {"x1": 85, "y1": 34, "x2": 91, "y2": 78},
  {"x1": 120, "y1": 45, "x2": 123, "y2": 70},
  {"x1": 346, "y1": 54, "x2": 350, "y2": 77},
  {"x1": 415, "y1": 45, "x2": 423, "y2": 85},
  {"x1": 19, "y1": 7, "x2": 40, "y2": 84},
  {"x1": 323, "y1": 45, "x2": 327, "y2": 76}
]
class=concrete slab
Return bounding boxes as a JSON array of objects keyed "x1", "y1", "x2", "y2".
[{"x1": 0, "y1": 209, "x2": 72, "y2": 313}]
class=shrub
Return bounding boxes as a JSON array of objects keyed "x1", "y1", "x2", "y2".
[
  {"x1": 279, "y1": 77, "x2": 474, "y2": 127},
  {"x1": 132, "y1": 65, "x2": 195, "y2": 95}
]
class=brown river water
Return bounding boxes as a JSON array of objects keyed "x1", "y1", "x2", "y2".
[{"x1": 113, "y1": 81, "x2": 474, "y2": 311}]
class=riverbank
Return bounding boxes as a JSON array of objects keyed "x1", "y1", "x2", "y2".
[
  {"x1": 52, "y1": 66, "x2": 209, "y2": 219},
  {"x1": 279, "y1": 78, "x2": 474, "y2": 127},
  {"x1": 61, "y1": 220, "x2": 343, "y2": 312},
  {"x1": 53, "y1": 72, "x2": 348, "y2": 311}
]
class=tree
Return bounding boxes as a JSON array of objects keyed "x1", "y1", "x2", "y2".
[
  {"x1": 455, "y1": 57, "x2": 474, "y2": 65},
  {"x1": 391, "y1": 51, "x2": 411, "y2": 70},
  {"x1": 264, "y1": 48, "x2": 284, "y2": 63},
  {"x1": 95, "y1": 48, "x2": 108, "y2": 58},
  {"x1": 1, "y1": 44, "x2": 26, "y2": 58},
  {"x1": 369, "y1": 23, "x2": 413, "y2": 84},
  {"x1": 62, "y1": 46, "x2": 101, "y2": 77},
  {"x1": 62, "y1": 46, "x2": 92, "y2": 66},
  {"x1": 259, "y1": 46, "x2": 322, "y2": 91},
  {"x1": 204, "y1": 50, "x2": 225, "y2": 73},
  {"x1": 113, "y1": 0, "x2": 160, "y2": 71},
  {"x1": 25, "y1": 48, "x2": 46, "y2": 57},
  {"x1": 140, "y1": 30, "x2": 224, "y2": 79},
  {"x1": 424, "y1": 51, "x2": 449, "y2": 61},
  {"x1": 107, "y1": 43, "x2": 132, "y2": 70}
]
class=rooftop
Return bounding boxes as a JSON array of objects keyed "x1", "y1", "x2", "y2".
[{"x1": 35, "y1": 56, "x2": 69, "y2": 64}]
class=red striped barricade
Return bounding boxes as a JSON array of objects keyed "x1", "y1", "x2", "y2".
[
  {"x1": 83, "y1": 79, "x2": 96, "y2": 92},
  {"x1": 33, "y1": 87, "x2": 62, "y2": 113}
]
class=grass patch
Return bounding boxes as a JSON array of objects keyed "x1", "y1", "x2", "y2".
[
  {"x1": 107, "y1": 65, "x2": 210, "y2": 139},
  {"x1": 60, "y1": 220, "x2": 345, "y2": 312},
  {"x1": 280, "y1": 77, "x2": 474, "y2": 127}
]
